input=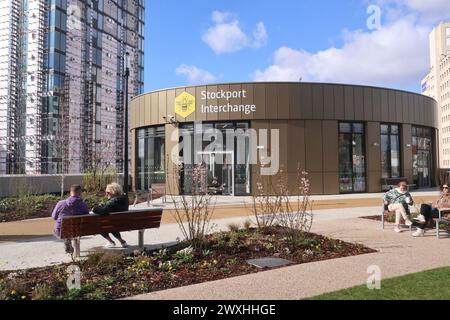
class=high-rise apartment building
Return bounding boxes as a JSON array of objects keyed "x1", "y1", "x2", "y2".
[
  {"x1": 0, "y1": 0, "x2": 144, "y2": 175},
  {"x1": 422, "y1": 22, "x2": 450, "y2": 168}
]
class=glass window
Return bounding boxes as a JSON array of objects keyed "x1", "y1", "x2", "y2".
[
  {"x1": 339, "y1": 122, "x2": 366, "y2": 193},
  {"x1": 380, "y1": 124, "x2": 401, "y2": 178},
  {"x1": 136, "y1": 127, "x2": 166, "y2": 191},
  {"x1": 412, "y1": 126, "x2": 433, "y2": 188}
]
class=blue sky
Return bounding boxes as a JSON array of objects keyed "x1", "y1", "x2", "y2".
[{"x1": 144, "y1": 0, "x2": 450, "y2": 93}]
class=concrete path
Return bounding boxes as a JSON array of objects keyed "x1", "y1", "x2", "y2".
[{"x1": 129, "y1": 217, "x2": 450, "y2": 300}]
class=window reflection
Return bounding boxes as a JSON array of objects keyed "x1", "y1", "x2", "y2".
[
  {"x1": 339, "y1": 123, "x2": 366, "y2": 193},
  {"x1": 381, "y1": 124, "x2": 401, "y2": 178}
]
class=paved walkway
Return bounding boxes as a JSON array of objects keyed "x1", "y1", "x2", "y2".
[
  {"x1": 129, "y1": 217, "x2": 450, "y2": 300},
  {"x1": 0, "y1": 205, "x2": 380, "y2": 271}
]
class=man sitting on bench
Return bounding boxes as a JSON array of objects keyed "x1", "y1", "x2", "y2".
[
  {"x1": 383, "y1": 180, "x2": 414, "y2": 233},
  {"x1": 92, "y1": 183, "x2": 129, "y2": 248},
  {"x1": 411, "y1": 184, "x2": 450, "y2": 237},
  {"x1": 52, "y1": 185, "x2": 90, "y2": 254}
]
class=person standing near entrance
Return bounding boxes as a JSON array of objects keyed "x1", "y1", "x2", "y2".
[
  {"x1": 383, "y1": 181, "x2": 414, "y2": 233},
  {"x1": 52, "y1": 185, "x2": 90, "y2": 254}
]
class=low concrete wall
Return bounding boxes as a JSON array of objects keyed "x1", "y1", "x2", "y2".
[
  {"x1": 0, "y1": 174, "x2": 130, "y2": 197},
  {"x1": 0, "y1": 175, "x2": 84, "y2": 197}
]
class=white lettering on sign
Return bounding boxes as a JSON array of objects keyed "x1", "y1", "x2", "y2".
[
  {"x1": 201, "y1": 90, "x2": 247, "y2": 100},
  {"x1": 200, "y1": 90, "x2": 256, "y2": 115}
]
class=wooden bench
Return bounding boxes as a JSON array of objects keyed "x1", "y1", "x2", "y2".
[
  {"x1": 59, "y1": 209, "x2": 163, "y2": 257},
  {"x1": 381, "y1": 177, "x2": 416, "y2": 191}
]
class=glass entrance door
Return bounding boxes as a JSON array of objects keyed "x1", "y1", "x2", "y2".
[
  {"x1": 417, "y1": 151, "x2": 431, "y2": 188},
  {"x1": 197, "y1": 151, "x2": 234, "y2": 196}
]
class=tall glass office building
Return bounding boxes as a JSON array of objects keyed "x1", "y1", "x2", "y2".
[{"x1": 0, "y1": 0, "x2": 144, "y2": 175}]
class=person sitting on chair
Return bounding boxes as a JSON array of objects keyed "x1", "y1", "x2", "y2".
[
  {"x1": 383, "y1": 181, "x2": 414, "y2": 233},
  {"x1": 411, "y1": 184, "x2": 450, "y2": 237}
]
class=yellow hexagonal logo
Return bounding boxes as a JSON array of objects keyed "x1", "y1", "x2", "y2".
[{"x1": 175, "y1": 92, "x2": 196, "y2": 118}]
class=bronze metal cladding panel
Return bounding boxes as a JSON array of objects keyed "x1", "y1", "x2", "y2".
[
  {"x1": 366, "y1": 122, "x2": 381, "y2": 193},
  {"x1": 334, "y1": 85, "x2": 345, "y2": 120},
  {"x1": 402, "y1": 124, "x2": 413, "y2": 183},
  {"x1": 144, "y1": 94, "x2": 152, "y2": 126},
  {"x1": 372, "y1": 88, "x2": 382, "y2": 122},
  {"x1": 206, "y1": 85, "x2": 219, "y2": 122},
  {"x1": 322, "y1": 120, "x2": 338, "y2": 172},
  {"x1": 363, "y1": 88, "x2": 373, "y2": 121},
  {"x1": 312, "y1": 85, "x2": 324, "y2": 119},
  {"x1": 353, "y1": 86, "x2": 364, "y2": 121},
  {"x1": 158, "y1": 91, "x2": 167, "y2": 125},
  {"x1": 165, "y1": 124, "x2": 180, "y2": 195},
  {"x1": 366, "y1": 122, "x2": 381, "y2": 172},
  {"x1": 151, "y1": 92, "x2": 159, "y2": 125},
  {"x1": 270, "y1": 120, "x2": 288, "y2": 174},
  {"x1": 305, "y1": 120, "x2": 323, "y2": 173},
  {"x1": 167, "y1": 90, "x2": 176, "y2": 123},
  {"x1": 278, "y1": 84, "x2": 290, "y2": 119},
  {"x1": 195, "y1": 86, "x2": 208, "y2": 122},
  {"x1": 424, "y1": 98, "x2": 431, "y2": 127},
  {"x1": 368, "y1": 171, "x2": 382, "y2": 193},
  {"x1": 323, "y1": 85, "x2": 334, "y2": 120},
  {"x1": 395, "y1": 92, "x2": 403, "y2": 123},
  {"x1": 174, "y1": 88, "x2": 186, "y2": 124},
  {"x1": 217, "y1": 84, "x2": 230, "y2": 121},
  {"x1": 266, "y1": 85, "x2": 278, "y2": 119},
  {"x1": 242, "y1": 83, "x2": 255, "y2": 121},
  {"x1": 323, "y1": 172, "x2": 339, "y2": 195},
  {"x1": 402, "y1": 93, "x2": 409, "y2": 125},
  {"x1": 230, "y1": 84, "x2": 243, "y2": 120},
  {"x1": 251, "y1": 120, "x2": 270, "y2": 194},
  {"x1": 344, "y1": 86, "x2": 355, "y2": 120},
  {"x1": 138, "y1": 95, "x2": 145, "y2": 128},
  {"x1": 418, "y1": 96, "x2": 424, "y2": 125},
  {"x1": 130, "y1": 98, "x2": 138, "y2": 130},
  {"x1": 253, "y1": 83, "x2": 266, "y2": 120},
  {"x1": 287, "y1": 120, "x2": 306, "y2": 171},
  {"x1": 186, "y1": 87, "x2": 196, "y2": 122},
  {"x1": 300, "y1": 84, "x2": 313, "y2": 119},
  {"x1": 407, "y1": 95, "x2": 415, "y2": 124},
  {"x1": 380, "y1": 90, "x2": 389, "y2": 123},
  {"x1": 387, "y1": 91, "x2": 395, "y2": 123},
  {"x1": 308, "y1": 172, "x2": 324, "y2": 195},
  {"x1": 289, "y1": 84, "x2": 301, "y2": 119}
]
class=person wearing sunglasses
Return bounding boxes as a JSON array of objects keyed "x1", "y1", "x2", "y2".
[
  {"x1": 383, "y1": 181, "x2": 414, "y2": 233},
  {"x1": 411, "y1": 184, "x2": 450, "y2": 237},
  {"x1": 92, "y1": 182, "x2": 129, "y2": 248}
]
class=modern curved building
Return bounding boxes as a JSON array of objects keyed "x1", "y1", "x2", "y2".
[{"x1": 130, "y1": 82, "x2": 439, "y2": 195}]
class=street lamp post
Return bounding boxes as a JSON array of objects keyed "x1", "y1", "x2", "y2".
[{"x1": 123, "y1": 52, "x2": 130, "y2": 195}]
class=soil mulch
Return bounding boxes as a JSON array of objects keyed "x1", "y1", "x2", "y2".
[{"x1": 0, "y1": 226, "x2": 376, "y2": 300}]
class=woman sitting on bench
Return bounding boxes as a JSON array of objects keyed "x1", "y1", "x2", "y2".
[
  {"x1": 383, "y1": 181, "x2": 414, "y2": 233},
  {"x1": 93, "y1": 182, "x2": 129, "y2": 248},
  {"x1": 411, "y1": 184, "x2": 450, "y2": 237}
]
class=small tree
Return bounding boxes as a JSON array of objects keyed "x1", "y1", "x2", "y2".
[{"x1": 169, "y1": 163, "x2": 215, "y2": 251}]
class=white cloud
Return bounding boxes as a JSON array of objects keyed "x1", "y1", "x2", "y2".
[
  {"x1": 176, "y1": 64, "x2": 217, "y2": 84},
  {"x1": 202, "y1": 11, "x2": 268, "y2": 54},
  {"x1": 253, "y1": 22, "x2": 268, "y2": 48},
  {"x1": 253, "y1": 15, "x2": 431, "y2": 89}
]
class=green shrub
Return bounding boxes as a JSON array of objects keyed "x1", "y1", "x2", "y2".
[{"x1": 0, "y1": 278, "x2": 30, "y2": 300}]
